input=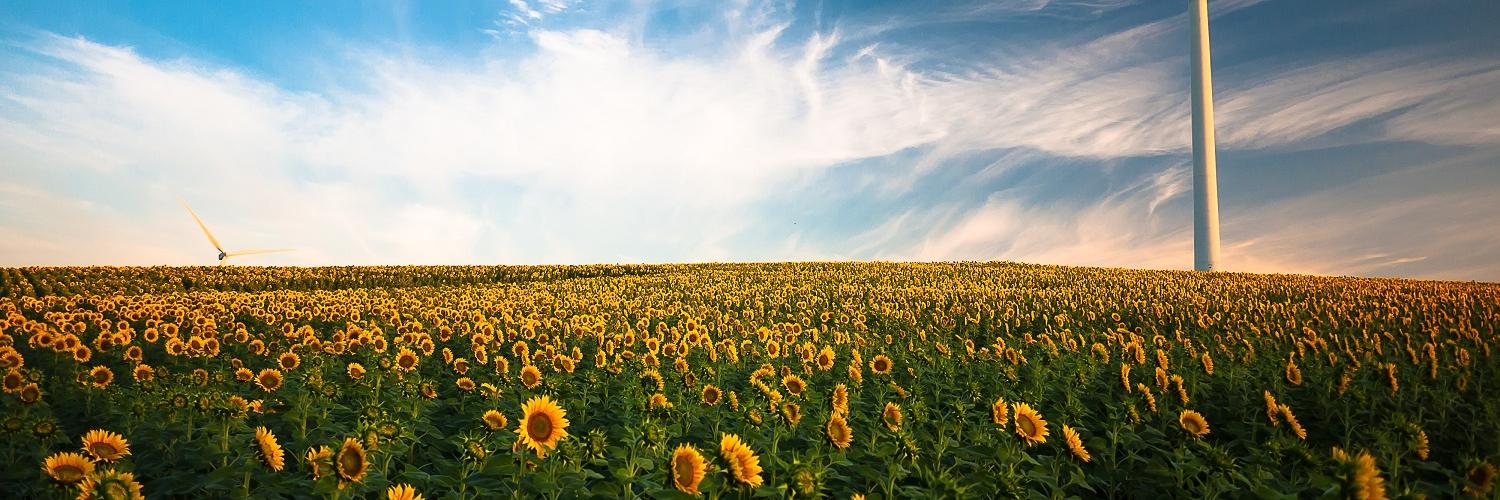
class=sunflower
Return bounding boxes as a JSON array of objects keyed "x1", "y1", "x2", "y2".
[
  {"x1": 395, "y1": 347, "x2": 420, "y2": 372},
  {"x1": 256, "y1": 368, "x2": 283, "y2": 393},
  {"x1": 869, "y1": 355, "x2": 893, "y2": 375},
  {"x1": 1466, "y1": 462, "x2": 1498, "y2": 497},
  {"x1": 1332, "y1": 447, "x2": 1387, "y2": 500},
  {"x1": 278, "y1": 352, "x2": 301, "y2": 371},
  {"x1": 305, "y1": 446, "x2": 333, "y2": 480},
  {"x1": 387, "y1": 483, "x2": 424, "y2": 500},
  {"x1": 131, "y1": 364, "x2": 153, "y2": 382},
  {"x1": 650, "y1": 393, "x2": 673, "y2": 410},
  {"x1": 88, "y1": 365, "x2": 113, "y2": 389},
  {"x1": 782, "y1": 374, "x2": 806, "y2": 397},
  {"x1": 3, "y1": 369, "x2": 24, "y2": 392},
  {"x1": 42, "y1": 451, "x2": 94, "y2": 484},
  {"x1": 517, "y1": 395, "x2": 570, "y2": 457},
  {"x1": 702, "y1": 384, "x2": 722, "y2": 406},
  {"x1": 482, "y1": 410, "x2": 508, "y2": 431},
  {"x1": 336, "y1": 437, "x2": 369, "y2": 484},
  {"x1": 1410, "y1": 427, "x2": 1429, "y2": 461},
  {"x1": 348, "y1": 363, "x2": 366, "y2": 380},
  {"x1": 80, "y1": 429, "x2": 131, "y2": 462},
  {"x1": 1013, "y1": 403, "x2": 1049, "y2": 446},
  {"x1": 420, "y1": 383, "x2": 437, "y2": 399},
  {"x1": 826, "y1": 414, "x2": 853, "y2": 449},
  {"x1": 831, "y1": 384, "x2": 849, "y2": 416},
  {"x1": 671, "y1": 444, "x2": 707, "y2": 495},
  {"x1": 1277, "y1": 404, "x2": 1307, "y2": 440},
  {"x1": 19, "y1": 383, "x2": 42, "y2": 404},
  {"x1": 782, "y1": 402, "x2": 802, "y2": 425},
  {"x1": 815, "y1": 347, "x2": 835, "y2": 371},
  {"x1": 520, "y1": 365, "x2": 542, "y2": 389},
  {"x1": 882, "y1": 402, "x2": 903, "y2": 431},
  {"x1": 456, "y1": 377, "x2": 476, "y2": 391},
  {"x1": 256, "y1": 426, "x2": 286, "y2": 471},
  {"x1": 1120, "y1": 364, "x2": 1132, "y2": 393},
  {"x1": 720, "y1": 434, "x2": 764, "y2": 488},
  {"x1": 1178, "y1": 410, "x2": 1210, "y2": 438},
  {"x1": 1263, "y1": 391, "x2": 1280, "y2": 426},
  {"x1": 991, "y1": 397, "x2": 1009, "y2": 427},
  {"x1": 1061, "y1": 425, "x2": 1090, "y2": 463},
  {"x1": 75, "y1": 469, "x2": 145, "y2": 500}
]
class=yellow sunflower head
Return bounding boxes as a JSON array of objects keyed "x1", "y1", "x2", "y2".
[
  {"x1": 305, "y1": 446, "x2": 333, "y2": 480},
  {"x1": 517, "y1": 395, "x2": 570, "y2": 457},
  {"x1": 1061, "y1": 425, "x2": 1090, "y2": 463},
  {"x1": 387, "y1": 483, "x2": 424, "y2": 500},
  {"x1": 870, "y1": 355, "x2": 892, "y2": 375},
  {"x1": 80, "y1": 429, "x2": 131, "y2": 462},
  {"x1": 1012, "y1": 403, "x2": 1049, "y2": 446},
  {"x1": 826, "y1": 414, "x2": 853, "y2": 449},
  {"x1": 336, "y1": 437, "x2": 369, "y2": 484},
  {"x1": 882, "y1": 402, "x2": 903, "y2": 432},
  {"x1": 991, "y1": 397, "x2": 1009, "y2": 427},
  {"x1": 482, "y1": 410, "x2": 508, "y2": 431},
  {"x1": 782, "y1": 375, "x2": 806, "y2": 397},
  {"x1": 520, "y1": 365, "x2": 542, "y2": 389},
  {"x1": 75, "y1": 468, "x2": 145, "y2": 500},
  {"x1": 670, "y1": 444, "x2": 707, "y2": 495},
  {"x1": 719, "y1": 433, "x2": 763, "y2": 488},
  {"x1": 1178, "y1": 410, "x2": 1210, "y2": 438},
  {"x1": 256, "y1": 426, "x2": 286, "y2": 471},
  {"x1": 42, "y1": 451, "x2": 95, "y2": 484},
  {"x1": 702, "y1": 384, "x2": 722, "y2": 406},
  {"x1": 256, "y1": 368, "x2": 283, "y2": 392}
]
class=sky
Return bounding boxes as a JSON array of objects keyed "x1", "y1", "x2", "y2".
[{"x1": 1, "y1": 0, "x2": 1498, "y2": 280}]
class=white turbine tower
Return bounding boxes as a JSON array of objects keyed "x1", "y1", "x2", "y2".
[
  {"x1": 1191, "y1": 0, "x2": 1222, "y2": 271},
  {"x1": 182, "y1": 201, "x2": 294, "y2": 266}
]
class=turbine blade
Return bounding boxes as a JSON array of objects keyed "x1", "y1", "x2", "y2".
[
  {"x1": 225, "y1": 248, "x2": 295, "y2": 257},
  {"x1": 180, "y1": 201, "x2": 225, "y2": 253}
]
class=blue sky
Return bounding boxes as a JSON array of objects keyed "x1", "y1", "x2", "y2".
[{"x1": 2, "y1": 0, "x2": 1498, "y2": 280}]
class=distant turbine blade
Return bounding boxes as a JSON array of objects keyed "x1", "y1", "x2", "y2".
[
  {"x1": 225, "y1": 248, "x2": 295, "y2": 257},
  {"x1": 181, "y1": 201, "x2": 225, "y2": 254}
]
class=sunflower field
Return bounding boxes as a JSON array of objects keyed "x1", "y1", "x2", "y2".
[{"x1": 1, "y1": 262, "x2": 1497, "y2": 499}]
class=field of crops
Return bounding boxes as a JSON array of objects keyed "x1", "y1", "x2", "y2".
[{"x1": 1, "y1": 262, "x2": 1497, "y2": 499}]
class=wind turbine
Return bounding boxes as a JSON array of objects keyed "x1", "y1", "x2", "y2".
[
  {"x1": 1190, "y1": 0, "x2": 1222, "y2": 272},
  {"x1": 182, "y1": 201, "x2": 294, "y2": 266}
]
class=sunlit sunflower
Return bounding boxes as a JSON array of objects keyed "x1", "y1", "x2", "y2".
[
  {"x1": 278, "y1": 352, "x2": 301, "y2": 371},
  {"x1": 826, "y1": 414, "x2": 853, "y2": 449},
  {"x1": 650, "y1": 393, "x2": 673, "y2": 410},
  {"x1": 387, "y1": 483, "x2": 424, "y2": 500},
  {"x1": 131, "y1": 364, "x2": 154, "y2": 383},
  {"x1": 1276, "y1": 404, "x2": 1306, "y2": 440},
  {"x1": 869, "y1": 355, "x2": 893, "y2": 375},
  {"x1": 815, "y1": 347, "x2": 836, "y2": 371},
  {"x1": 517, "y1": 395, "x2": 570, "y2": 458},
  {"x1": 520, "y1": 365, "x2": 542, "y2": 389},
  {"x1": 702, "y1": 384, "x2": 722, "y2": 406},
  {"x1": 305, "y1": 446, "x2": 333, "y2": 480},
  {"x1": 782, "y1": 402, "x2": 802, "y2": 425},
  {"x1": 992, "y1": 397, "x2": 1009, "y2": 427},
  {"x1": 19, "y1": 382, "x2": 42, "y2": 404},
  {"x1": 1178, "y1": 410, "x2": 1210, "y2": 438},
  {"x1": 395, "y1": 347, "x2": 420, "y2": 373},
  {"x1": 80, "y1": 429, "x2": 131, "y2": 462},
  {"x1": 42, "y1": 451, "x2": 94, "y2": 484},
  {"x1": 3, "y1": 369, "x2": 25, "y2": 393},
  {"x1": 831, "y1": 384, "x2": 849, "y2": 416},
  {"x1": 1332, "y1": 447, "x2": 1387, "y2": 500},
  {"x1": 256, "y1": 368, "x2": 283, "y2": 393},
  {"x1": 882, "y1": 402, "x2": 903, "y2": 432},
  {"x1": 88, "y1": 365, "x2": 113, "y2": 389},
  {"x1": 482, "y1": 410, "x2": 508, "y2": 431},
  {"x1": 336, "y1": 437, "x2": 369, "y2": 485},
  {"x1": 720, "y1": 434, "x2": 764, "y2": 488},
  {"x1": 348, "y1": 363, "x2": 366, "y2": 380},
  {"x1": 671, "y1": 444, "x2": 707, "y2": 495},
  {"x1": 1061, "y1": 425, "x2": 1090, "y2": 463},
  {"x1": 782, "y1": 374, "x2": 806, "y2": 397},
  {"x1": 75, "y1": 468, "x2": 145, "y2": 500},
  {"x1": 256, "y1": 426, "x2": 286, "y2": 471},
  {"x1": 1013, "y1": 403, "x2": 1049, "y2": 445},
  {"x1": 456, "y1": 377, "x2": 476, "y2": 391}
]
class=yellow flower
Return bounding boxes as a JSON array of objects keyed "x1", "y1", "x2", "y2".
[
  {"x1": 75, "y1": 468, "x2": 145, "y2": 500},
  {"x1": 831, "y1": 384, "x2": 849, "y2": 416},
  {"x1": 826, "y1": 414, "x2": 853, "y2": 449},
  {"x1": 482, "y1": 410, "x2": 508, "y2": 431},
  {"x1": 670, "y1": 444, "x2": 707, "y2": 495},
  {"x1": 517, "y1": 395, "x2": 570, "y2": 458},
  {"x1": 387, "y1": 483, "x2": 424, "y2": 500},
  {"x1": 650, "y1": 393, "x2": 673, "y2": 410},
  {"x1": 348, "y1": 363, "x2": 366, "y2": 380},
  {"x1": 869, "y1": 355, "x2": 893, "y2": 375},
  {"x1": 395, "y1": 347, "x2": 420, "y2": 373},
  {"x1": 782, "y1": 374, "x2": 806, "y2": 398},
  {"x1": 256, "y1": 426, "x2": 286, "y2": 471},
  {"x1": 702, "y1": 384, "x2": 722, "y2": 406},
  {"x1": 882, "y1": 402, "x2": 903, "y2": 432},
  {"x1": 1179, "y1": 410, "x2": 1210, "y2": 438},
  {"x1": 337, "y1": 437, "x2": 369, "y2": 485},
  {"x1": 42, "y1": 451, "x2": 94, "y2": 484},
  {"x1": 80, "y1": 429, "x2": 131, "y2": 462},
  {"x1": 1013, "y1": 403, "x2": 1049, "y2": 446},
  {"x1": 991, "y1": 397, "x2": 1009, "y2": 427},
  {"x1": 720, "y1": 434, "x2": 764, "y2": 488},
  {"x1": 1332, "y1": 447, "x2": 1387, "y2": 500},
  {"x1": 521, "y1": 365, "x2": 542, "y2": 389},
  {"x1": 305, "y1": 446, "x2": 333, "y2": 480},
  {"x1": 1061, "y1": 425, "x2": 1090, "y2": 463},
  {"x1": 256, "y1": 368, "x2": 283, "y2": 392}
]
